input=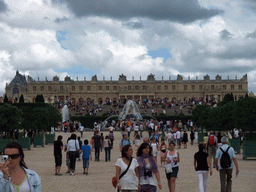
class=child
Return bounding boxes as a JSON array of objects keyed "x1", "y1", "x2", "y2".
[{"x1": 80, "y1": 139, "x2": 92, "y2": 175}]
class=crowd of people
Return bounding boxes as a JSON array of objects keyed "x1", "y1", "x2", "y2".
[
  {"x1": 53, "y1": 95, "x2": 222, "y2": 117},
  {"x1": 0, "y1": 118, "x2": 241, "y2": 192}
]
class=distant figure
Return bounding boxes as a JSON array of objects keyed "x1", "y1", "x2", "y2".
[{"x1": 54, "y1": 135, "x2": 63, "y2": 175}]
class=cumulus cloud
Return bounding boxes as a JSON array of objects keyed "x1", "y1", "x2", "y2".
[
  {"x1": 53, "y1": 0, "x2": 223, "y2": 24},
  {"x1": 0, "y1": 0, "x2": 8, "y2": 13},
  {"x1": 2, "y1": 0, "x2": 256, "y2": 97}
]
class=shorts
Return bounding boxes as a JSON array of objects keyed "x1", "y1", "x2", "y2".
[
  {"x1": 66, "y1": 157, "x2": 70, "y2": 166},
  {"x1": 83, "y1": 158, "x2": 89, "y2": 168},
  {"x1": 166, "y1": 166, "x2": 179, "y2": 179},
  {"x1": 176, "y1": 139, "x2": 181, "y2": 146},
  {"x1": 55, "y1": 155, "x2": 62, "y2": 167}
]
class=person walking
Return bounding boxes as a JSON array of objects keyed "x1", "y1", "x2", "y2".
[
  {"x1": 67, "y1": 134, "x2": 80, "y2": 175},
  {"x1": 119, "y1": 134, "x2": 131, "y2": 152},
  {"x1": 190, "y1": 130, "x2": 195, "y2": 145},
  {"x1": 215, "y1": 136, "x2": 239, "y2": 192},
  {"x1": 164, "y1": 141, "x2": 180, "y2": 192},
  {"x1": 137, "y1": 143, "x2": 162, "y2": 192},
  {"x1": 54, "y1": 135, "x2": 63, "y2": 175},
  {"x1": 115, "y1": 144, "x2": 140, "y2": 192},
  {"x1": 206, "y1": 131, "x2": 217, "y2": 168},
  {"x1": 103, "y1": 135, "x2": 111, "y2": 162},
  {"x1": 80, "y1": 139, "x2": 92, "y2": 175},
  {"x1": 194, "y1": 143, "x2": 212, "y2": 192},
  {"x1": 92, "y1": 130, "x2": 102, "y2": 161},
  {"x1": 182, "y1": 130, "x2": 188, "y2": 149}
]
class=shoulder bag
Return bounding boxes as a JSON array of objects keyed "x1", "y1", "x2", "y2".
[{"x1": 112, "y1": 157, "x2": 133, "y2": 188}]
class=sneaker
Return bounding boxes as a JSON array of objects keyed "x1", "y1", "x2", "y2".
[
  {"x1": 66, "y1": 171, "x2": 70, "y2": 174},
  {"x1": 70, "y1": 172, "x2": 74, "y2": 176},
  {"x1": 83, "y1": 172, "x2": 85, "y2": 174},
  {"x1": 85, "y1": 172, "x2": 88, "y2": 175}
]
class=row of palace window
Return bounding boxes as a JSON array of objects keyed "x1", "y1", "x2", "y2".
[{"x1": 32, "y1": 84, "x2": 243, "y2": 92}]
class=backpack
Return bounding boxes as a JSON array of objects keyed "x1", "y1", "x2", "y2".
[
  {"x1": 121, "y1": 139, "x2": 130, "y2": 146},
  {"x1": 220, "y1": 146, "x2": 232, "y2": 168},
  {"x1": 208, "y1": 136, "x2": 215, "y2": 146}
]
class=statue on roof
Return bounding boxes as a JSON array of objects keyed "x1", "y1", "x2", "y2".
[
  {"x1": 177, "y1": 74, "x2": 183, "y2": 81},
  {"x1": 92, "y1": 75, "x2": 98, "y2": 81},
  {"x1": 119, "y1": 74, "x2": 127, "y2": 81},
  {"x1": 204, "y1": 74, "x2": 210, "y2": 81},
  {"x1": 147, "y1": 73, "x2": 155, "y2": 81}
]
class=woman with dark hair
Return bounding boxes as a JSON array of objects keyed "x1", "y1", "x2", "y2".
[
  {"x1": 115, "y1": 144, "x2": 140, "y2": 192},
  {"x1": 164, "y1": 141, "x2": 180, "y2": 192},
  {"x1": 67, "y1": 133, "x2": 79, "y2": 175},
  {"x1": 137, "y1": 143, "x2": 162, "y2": 192},
  {"x1": 194, "y1": 143, "x2": 212, "y2": 192},
  {"x1": 0, "y1": 142, "x2": 41, "y2": 191}
]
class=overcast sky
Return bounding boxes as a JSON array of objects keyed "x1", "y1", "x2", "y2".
[{"x1": 1, "y1": 0, "x2": 256, "y2": 96}]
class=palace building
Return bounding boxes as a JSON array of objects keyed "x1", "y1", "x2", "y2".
[{"x1": 5, "y1": 70, "x2": 248, "y2": 104}]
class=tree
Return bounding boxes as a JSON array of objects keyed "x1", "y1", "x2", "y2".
[
  {"x1": 233, "y1": 97, "x2": 256, "y2": 138},
  {"x1": 35, "y1": 95, "x2": 45, "y2": 103},
  {"x1": 245, "y1": 93, "x2": 249, "y2": 98},
  {"x1": 19, "y1": 94, "x2": 24, "y2": 103},
  {"x1": 192, "y1": 104, "x2": 211, "y2": 128},
  {"x1": 209, "y1": 101, "x2": 235, "y2": 132},
  {"x1": 0, "y1": 104, "x2": 22, "y2": 134},
  {"x1": 218, "y1": 93, "x2": 234, "y2": 106},
  {"x1": 4, "y1": 95, "x2": 8, "y2": 103},
  {"x1": 32, "y1": 107, "x2": 49, "y2": 134}
]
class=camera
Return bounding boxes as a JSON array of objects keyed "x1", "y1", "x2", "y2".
[
  {"x1": 1, "y1": 155, "x2": 9, "y2": 163},
  {"x1": 144, "y1": 168, "x2": 152, "y2": 177}
]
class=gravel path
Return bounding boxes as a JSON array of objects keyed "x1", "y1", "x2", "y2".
[{"x1": 24, "y1": 131, "x2": 256, "y2": 192}]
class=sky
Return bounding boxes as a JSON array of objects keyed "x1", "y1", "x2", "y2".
[{"x1": 1, "y1": 0, "x2": 256, "y2": 96}]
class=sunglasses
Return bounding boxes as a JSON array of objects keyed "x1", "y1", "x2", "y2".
[{"x1": 5, "y1": 154, "x2": 20, "y2": 159}]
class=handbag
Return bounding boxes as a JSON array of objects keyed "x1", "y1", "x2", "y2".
[
  {"x1": 75, "y1": 140, "x2": 80, "y2": 158},
  {"x1": 165, "y1": 163, "x2": 173, "y2": 174},
  {"x1": 112, "y1": 157, "x2": 133, "y2": 188}
]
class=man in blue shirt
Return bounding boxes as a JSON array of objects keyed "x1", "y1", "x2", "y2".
[
  {"x1": 215, "y1": 136, "x2": 239, "y2": 192},
  {"x1": 80, "y1": 140, "x2": 92, "y2": 175},
  {"x1": 119, "y1": 134, "x2": 131, "y2": 152}
]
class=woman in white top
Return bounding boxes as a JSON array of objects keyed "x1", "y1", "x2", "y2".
[
  {"x1": 115, "y1": 144, "x2": 140, "y2": 192},
  {"x1": 67, "y1": 134, "x2": 80, "y2": 175},
  {"x1": 150, "y1": 137, "x2": 159, "y2": 164},
  {"x1": 164, "y1": 141, "x2": 180, "y2": 192},
  {"x1": 103, "y1": 135, "x2": 111, "y2": 162},
  {"x1": 137, "y1": 143, "x2": 162, "y2": 192}
]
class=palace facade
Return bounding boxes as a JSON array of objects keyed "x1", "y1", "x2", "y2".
[{"x1": 5, "y1": 71, "x2": 248, "y2": 104}]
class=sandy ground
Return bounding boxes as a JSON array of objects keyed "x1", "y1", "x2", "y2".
[{"x1": 22, "y1": 131, "x2": 256, "y2": 192}]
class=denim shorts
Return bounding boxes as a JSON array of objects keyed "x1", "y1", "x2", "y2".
[{"x1": 83, "y1": 158, "x2": 89, "y2": 168}]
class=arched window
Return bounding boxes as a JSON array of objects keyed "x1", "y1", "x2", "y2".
[{"x1": 13, "y1": 87, "x2": 19, "y2": 94}]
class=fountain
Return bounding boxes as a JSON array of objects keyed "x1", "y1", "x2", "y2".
[
  {"x1": 118, "y1": 100, "x2": 143, "y2": 121},
  {"x1": 102, "y1": 100, "x2": 143, "y2": 130},
  {"x1": 62, "y1": 105, "x2": 70, "y2": 122}
]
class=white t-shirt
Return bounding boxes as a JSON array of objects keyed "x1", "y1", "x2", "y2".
[
  {"x1": 167, "y1": 133, "x2": 173, "y2": 139},
  {"x1": 108, "y1": 126, "x2": 115, "y2": 132},
  {"x1": 234, "y1": 130, "x2": 239, "y2": 138},
  {"x1": 176, "y1": 131, "x2": 181, "y2": 139},
  {"x1": 140, "y1": 164, "x2": 157, "y2": 186},
  {"x1": 126, "y1": 127, "x2": 131, "y2": 132},
  {"x1": 150, "y1": 142, "x2": 158, "y2": 155},
  {"x1": 134, "y1": 126, "x2": 139, "y2": 132},
  {"x1": 115, "y1": 158, "x2": 139, "y2": 190}
]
